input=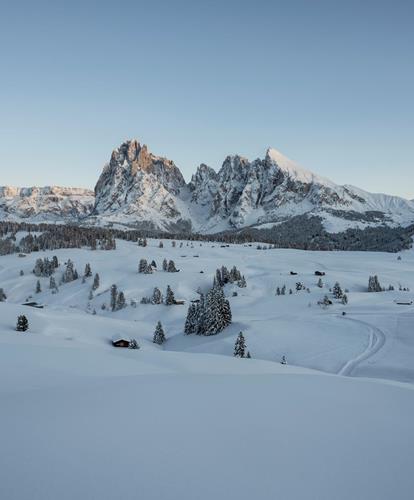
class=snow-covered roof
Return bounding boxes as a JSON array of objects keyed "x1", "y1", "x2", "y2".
[{"x1": 112, "y1": 334, "x2": 130, "y2": 343}]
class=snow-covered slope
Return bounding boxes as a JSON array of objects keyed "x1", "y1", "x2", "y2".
[
  {"x1": 1, "y1": 239, "x2": 414, "y2": 499},
  {"x1": 0, "y1": 186, "x2": 94, "y2": 222}
]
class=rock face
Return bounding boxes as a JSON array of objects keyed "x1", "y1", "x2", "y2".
[
  {"x1": 91, "y1": 139, "x2": 414, "y2": 232},
  {"x1": 0, "y1": 186, "x2": 94, "y2": 222},
  {"x1": 92, "y1": 140, "x2": 191, "y2": 231}
]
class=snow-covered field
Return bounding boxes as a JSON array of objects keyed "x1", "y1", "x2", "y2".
[{"x1": 1, "y1": 238, "x2": 414, "y2": 499}]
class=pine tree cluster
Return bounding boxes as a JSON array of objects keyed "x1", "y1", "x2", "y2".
[
  {"x1": 110, "y1": 284, "x2": 127, "y2": 311},
  {"x1": 368, "y1": 275, "x2": 383, "y2": 292},
  {"x1": 213, "y1": 266, "x2": 245, "y2": 287},
  {"x1": 33, "y1": 256, "x2": 58, "y2": 277},
  {"x1": 184, "y1": 284, "x2": 232, "y2": 335}
]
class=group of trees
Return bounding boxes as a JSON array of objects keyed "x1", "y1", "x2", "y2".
[
  {"x1": 276, "y1": 285, "x2": 293, "y2": 295},
  {"x1": 33, "y1": 256, "x2": 59, "y2": 277},
  {"x1": 213, "y1": 265, "x2": 246, "y2": 288},
  {"x1": 110, "y1": 284, "x2": 126, "y2": 311},
  {"x1": 138, "y1": 258, "x2": 178, "y2": 274},
  {"x1": 0, "y1": 221, "x2": 117, "y2": 256},
  {"x1": 368, "y1": 275, "x2": 383, "y2": 292},
  {"x1": 141, "y1": 285, "x2": 176, "y2": 305},
  {"x1": 184, "y1": 284, "x2": 232, "y2": 336}
]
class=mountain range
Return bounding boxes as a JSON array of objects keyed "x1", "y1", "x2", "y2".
[{"x1": 1, "y1": 139, "x2": 414, "y2": 234}]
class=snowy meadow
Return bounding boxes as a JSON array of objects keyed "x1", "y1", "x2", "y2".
[{"x1": 1, "y1": 237, "x2": 414, "y2": 499}]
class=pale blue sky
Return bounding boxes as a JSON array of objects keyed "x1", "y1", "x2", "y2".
[{"x1": 0, "y1": 0, "x2": 413, "y2": 197}]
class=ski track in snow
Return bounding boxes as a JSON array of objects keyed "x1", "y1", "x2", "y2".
[{"x1": 337, "y1": 316, "x2": 386, "y2": 376}]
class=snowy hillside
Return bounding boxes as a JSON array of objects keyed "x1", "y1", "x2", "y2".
[{"x1": 1, "y1": 238, "x2": 414, "y2": 499}]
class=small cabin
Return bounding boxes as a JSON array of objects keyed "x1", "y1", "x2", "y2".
[
  {"x1": 315, "y1": 271, "x2": 326, "y2": 276},
  {"x1": 112, "y1": 335, "x2": 130, "y2": 348},
  {"x1": 174, "y1": 299, "x2": 185, "y2": 305},
  {"x1": 395, "y1": 300, "x2": 413, "y2": 306},
  {"x1": 22, "y1": 302, "x2": 44, "y2": 309},
  {"x1": 290, "y1": 271, "x2": 298, "y2": 276}
]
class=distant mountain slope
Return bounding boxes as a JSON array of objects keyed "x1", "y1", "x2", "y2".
[
  {"x1": 1, "y1": 139, "x2": 414, "y2": 234},
  {"x1": 0, "y1": 186, "x2": 94, "y2": 222}
]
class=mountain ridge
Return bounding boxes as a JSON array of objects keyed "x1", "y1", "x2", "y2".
[{"x1": 1, "y1": 139, "x2": 414, "y2": 234}]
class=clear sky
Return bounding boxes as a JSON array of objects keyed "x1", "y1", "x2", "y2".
[{"x1": 0, "y1": 0, "x2": 413, "y2": 197}]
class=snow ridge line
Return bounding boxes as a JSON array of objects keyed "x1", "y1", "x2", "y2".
[{"x1": 337, "y1": 317, "x2": 386, "y2": 377}]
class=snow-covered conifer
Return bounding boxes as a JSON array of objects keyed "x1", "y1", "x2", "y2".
[
  {"x1": 151, "y1": 287, "x2": 163, "y2": 305},
  {"x1": 153, "y1": 321, "x2": 166, "y2": 345},
  {"x1": 110, "y1": 284, "x2": 118, "y2": 312},
  {"x1": 234, "y1": 332, "x2": 246, "y2": 358},
  {"x1": 92, "y1": 273, "x2": 100, "y2": 291},
  {"x1": 16, "y1": 315, "x2": 29, "y2": 332},
  {"x1": 165, "y1": 285, "x2": 175, "y2": 305}
]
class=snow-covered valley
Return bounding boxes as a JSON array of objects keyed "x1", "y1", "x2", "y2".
[{"x1": 1, "y1": 238, "x2": 414, "y2": 499}]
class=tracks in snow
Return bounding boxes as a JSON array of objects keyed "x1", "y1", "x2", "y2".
[{"x1": 337, "y1": 317, "x2": 386, "y2": 377}]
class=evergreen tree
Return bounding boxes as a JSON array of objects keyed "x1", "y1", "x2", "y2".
[
  {"x1": 317, "y1": 278, "x2": 323, "y2": 288},
  {"x1": 35, "y1": 280, "x2": 41, "y2": 294},
  {"x1": 129, "y1": 339, "x2": 139, "y2": 349},
  {"x1": 280, "y1": 355, "x2": 287, "y2": 365},
  {"x1": 165, "y1": 285, "x2": 175, "y2": 305},
  {"x1": 195, "y1": 293, "x2": 206, "y2": 335},
  {"x1": 84, "y1": 263, "x2": 92, "y2": 278},
  {"x1": 110, "y1": 284, "x2": 118, "y2": 312},
  {"x1": 237, "y1": 276, "x2": 247, "y2": 288},
  {"x1": 341, "y1": 294, "x2": 348, "y2": 305},
  {"x1": 16, "y1": 314, "x2": 29, "y2": 332},
  {"x1": 62, "y1": 259, "x2": 77, "y2": 283},
  {"x1": 150, "y1": 260, "x2": 157, "y2": 269},
  {"x1": 0, "y1": 288, "x2": 6, "y2": 301},
  {"x1": 162, "y1": 258, "x2": 168, "y2": 271},
  {"x1": 332, "y1": 282, "x2": 343, "y2": 299},
  {"x1": 204, "y1": 285, "x2": 232, "y2": 335},
  {"x1": 153, "y1": 321, "x2": 166, "y2": 345},
  {"x1": 52, "y1": 255, "x2": 59, "y2": 268},
  {"x1": 281, "y1": 285, "x2": 286, "y2": 295},
  {"x1": 184, "y1": 303, "x2": 197, "y2": 334},
  {"x1": 20, "y1": 270, "x2": 24, "y2": 276},
  {"x1": 138, "y1": 259, "x2": 148, "y2": 273},
  {"x1": 276, "y1": 287, "x2": 281, "y2": 296},
  {"x1": 159, "y1": 241, "x2": 164, "y2": 248},
  {"x1": 49, "y1": 276, "x2": 57, "y2": 292},
  {"x1": 246, "y1": 351, "x2": 251, "y2": 359},
  {"x1": 368, "y1": 275, "x2": 382, "y2": 292},
  {"x1": 116, "y1": 291, "x2": 126, "y2": 310},
  {"x1": 151, "y1": 287, "x2": 163, "y2": 304},
  {"x1": 167, "y1": 260, "x2": 177, "y2": 272},
  {"x1": 234, "y1": 332, "x2": 246, "y2": 358},
  {"x1": 92, "y1": 273, "x2": 100, "y2": 291},
  {"x1": 88, "y1": 289, "x2": 94, "y2": 301}
]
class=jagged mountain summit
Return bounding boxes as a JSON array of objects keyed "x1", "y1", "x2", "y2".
[
  {"x1": 0, "y1": 186, "x2": 94, "y2": 223},
  {"x1": 90, "y1": 139, "x2": 414, "y2": 233},
  {"x1": 1, "y1": 139, "x2": 414, "y2": 234}
]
